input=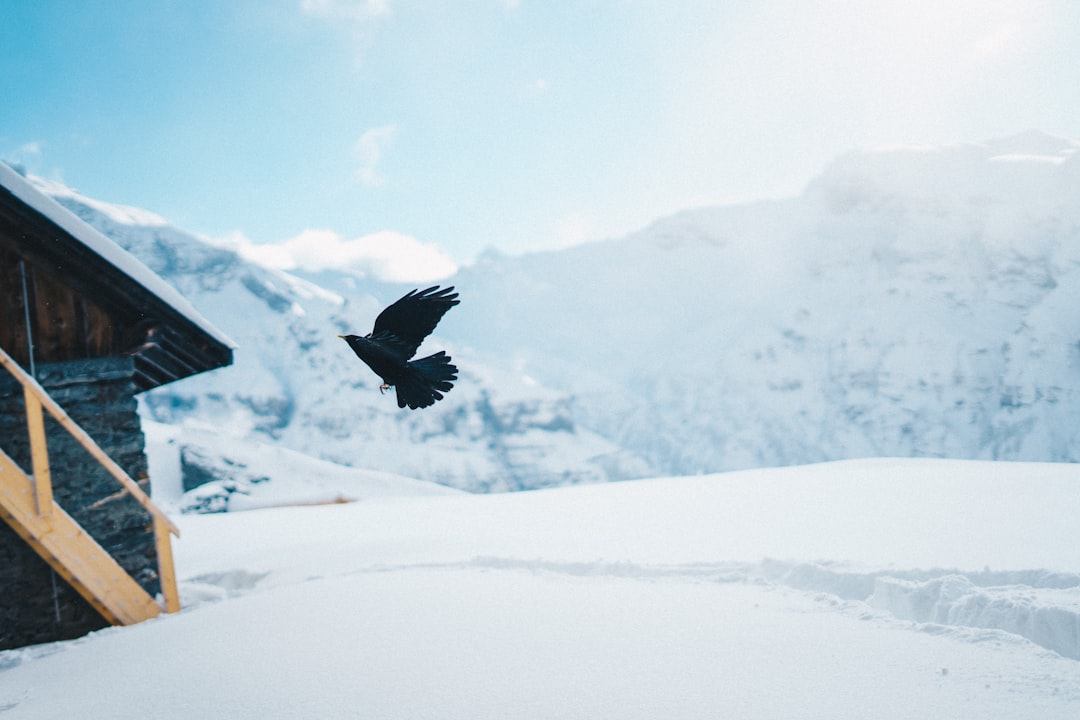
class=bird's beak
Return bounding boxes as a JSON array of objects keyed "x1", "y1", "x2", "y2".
[{"x1": 337, "y1": 335, "x2": 346, "y2": 339}]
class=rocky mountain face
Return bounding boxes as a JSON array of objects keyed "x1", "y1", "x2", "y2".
[{"x1": 37, "y1": 131, "x2": 1080, "y2": 490}]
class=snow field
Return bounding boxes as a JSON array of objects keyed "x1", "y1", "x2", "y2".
[
  {"x1": 4, "y1": 457, "x2": 1079, "y2": 718},
  {"x1": 3, "y1": 568, "x2": 1078, "y2": 719}
]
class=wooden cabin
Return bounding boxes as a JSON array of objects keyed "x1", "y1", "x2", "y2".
[{"x1": 0, "y1": 162, "x2": 234, "y2": 649}]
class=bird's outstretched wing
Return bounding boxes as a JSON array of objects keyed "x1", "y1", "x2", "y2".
[{"x1": 372, "y1": 286, "x2": 459, "y2": 359}]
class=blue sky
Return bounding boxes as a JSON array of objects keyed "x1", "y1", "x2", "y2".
[{"x1": 3, "y1": 0, "x2": 1079, "y2": 274}]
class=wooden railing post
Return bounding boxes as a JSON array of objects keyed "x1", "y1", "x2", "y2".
[
  {"x1": 0, "y1": 348, "x2": 180, "y2": 537},
  {"x1": 23, "y1": 387, "x2": 53, "y2": 517},
  {"x1": 153, "y1": 515, "x2": 181, "y2": 613}
]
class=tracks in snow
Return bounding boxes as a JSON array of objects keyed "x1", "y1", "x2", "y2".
[
  {"x1": 406, "y1": 557, "x2": 1080, "y2": 662},
  {"x1": 176, "y1": 555, "x2": 1080, "y2": 663}
]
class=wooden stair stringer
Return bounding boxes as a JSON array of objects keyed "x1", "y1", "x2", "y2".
[{"x1": 0, "y1": 447, "x2": 162, "y2": 626}]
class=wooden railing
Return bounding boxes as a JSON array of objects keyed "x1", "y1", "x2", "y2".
[{"x1": 0, "y1": 346, "x2": 180, "y2": 616}]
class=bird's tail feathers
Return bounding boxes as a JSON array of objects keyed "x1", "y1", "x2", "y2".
[{"x1": 395, "y1": 351, "x2": 458, "y2": 409}]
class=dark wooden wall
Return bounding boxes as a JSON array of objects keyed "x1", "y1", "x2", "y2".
[
  {"x1": 1, "y1": 239, "x2": 125, "y2": 368},
  {"x1": 0, "y1": 205, "x2": 162, "y2": 649}
]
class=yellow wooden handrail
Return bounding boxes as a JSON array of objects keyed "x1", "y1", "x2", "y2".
[{"x1": 0, "y1": 347, "x2": 180, "y2": 538}]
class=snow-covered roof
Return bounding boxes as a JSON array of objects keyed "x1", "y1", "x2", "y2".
[{"x1": 0, "y1": 162, "x2": 236, "y2": 350}]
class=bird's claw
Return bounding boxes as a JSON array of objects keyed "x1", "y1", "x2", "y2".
[{"x1": 379, "y1": 383, "x2": 390, "y2": 394}]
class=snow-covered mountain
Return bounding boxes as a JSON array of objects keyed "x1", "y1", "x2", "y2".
[
  {"x1": 449, "y1": 131, "x2": 1080, "y2": 474},
  {"x1": 35, "y1": 176, "x2": 642, "y2": 493},
  {"x1": 33, "y1": 130, "x2": 1080, "y2": 490}
]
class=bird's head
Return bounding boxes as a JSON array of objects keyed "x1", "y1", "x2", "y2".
[{"x1": 339, "y1": 333, "x2": 374, "y2": 351}]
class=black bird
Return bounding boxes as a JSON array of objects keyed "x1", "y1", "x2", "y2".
[{"x1": 339, "y1": 286, "x2": 460, "y2": 409}]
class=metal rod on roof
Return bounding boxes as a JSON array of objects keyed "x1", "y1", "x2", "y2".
[
  {"x1": 18, "y1": 260, "x2": 36, "y2": 376},
  {"x1": 20, "y1": 260, "x2": 59, "y2": 622}
]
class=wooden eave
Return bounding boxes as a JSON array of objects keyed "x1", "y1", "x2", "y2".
[{"x1": 0, "y1": 171, "x2": 233, "y2": 391}]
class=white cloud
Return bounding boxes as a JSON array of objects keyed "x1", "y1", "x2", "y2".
[
  {"x1": 16, "y1": 140, "x2": 42, "y2": 157},
  {"x1": 554, "y1": 212, "x2": 597, "y2": 249},
  {"x1": 2, "y1": 140, "x2": 43, "y2": 172},
  {"x1": 216, "y1": 229, "x2": 457, "y2": 283},
  {"x1": 300, "y1": 0, "x2": 390, "y2": 66},
  {"x1": 519, "y1": 78, "x2": 550, "y2": 100},
  {"x1": 965, "y1": 21, "x2": 1027, "y2": 64},
  {"x1": 353, "y1": 125, "x2": 397, "y2": 186}
]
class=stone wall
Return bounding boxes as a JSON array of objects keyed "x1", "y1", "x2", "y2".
[{"x1": 0, "y1": 356, "x2": 159, "y2": 650}]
